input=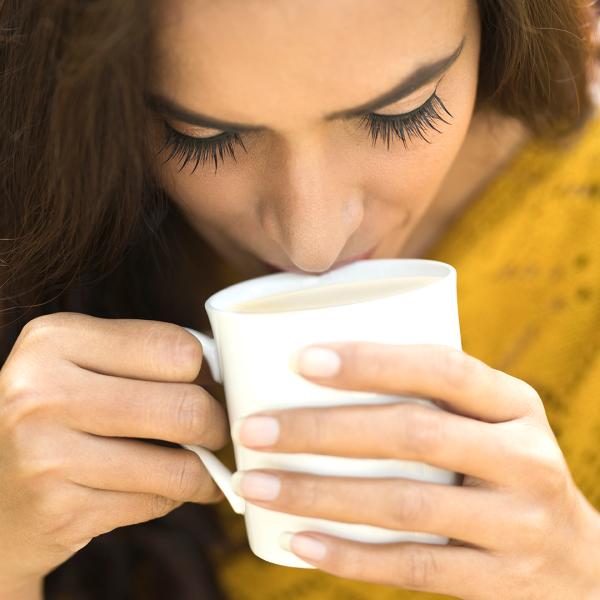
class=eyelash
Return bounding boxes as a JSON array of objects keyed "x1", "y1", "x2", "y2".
[
  {"x1": 158, "y1": 123, "x2": 247, "y2": 174},
  {"x1": 360, "y1": 91, "x2": 452, "y2": 150},
  {"x1": 159, "y1": 91, "x2": 452, "y2": 174}
]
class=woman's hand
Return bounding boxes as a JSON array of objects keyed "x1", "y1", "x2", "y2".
[
  {"x1": 232, "y1": 343, "x2": 600, "y2": 600},
  {"x1": 0, "y1": 312, "x2": 227, "y2": 590}
]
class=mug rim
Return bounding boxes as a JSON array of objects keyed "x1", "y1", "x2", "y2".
[{"x1": 205, "y1": 258, "x2": 455, "y2": 316}]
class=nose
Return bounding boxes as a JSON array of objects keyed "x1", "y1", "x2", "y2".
[{"x1": 260, "y1": 133, "x2": 364, "y2": 273}]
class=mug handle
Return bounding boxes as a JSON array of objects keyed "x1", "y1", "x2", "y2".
[{"x1": 182, "y1": 327, "x2": 246, "y2": 515}]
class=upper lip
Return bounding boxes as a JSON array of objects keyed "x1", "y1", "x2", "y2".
[{"x1": 264, "y1": 245, "x2": 376, "y2": 273}]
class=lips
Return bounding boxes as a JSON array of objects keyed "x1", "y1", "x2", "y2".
[{"x1": 263, "y1": 245, "x2": 376, "y2": 273}]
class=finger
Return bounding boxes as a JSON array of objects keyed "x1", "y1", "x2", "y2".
[
  {"x1": 25, "y1": 313, "x2": 203, "y2": 382},
  {"x1": 292, "y1": 343, "x2": 542, "y2": 422},
  {"x1": 235, "y1": 469, "x2": 512, "y2": 550},
  {"x1": 280, "y1": 533, "x2": 493, "y2": 599},
  {"x1": 61, "y1": 368, "x2": 228, "y2": 449},
  {"x1": 74, "y1": 484, "x2": 186, "y2": 535},
  {"x1": 235, "y1": 402, "x2": 519, "y2": 484},
  {"x1": 66, "y1": 431, "x2": 224, "y2": 504}
]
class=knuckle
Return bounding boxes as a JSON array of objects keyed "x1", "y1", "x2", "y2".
[
  {"x1": 176, "y1": 329, "x2": 203, "y2": 371},
  {"x1": 519, "y1": 505, "x2": 551, "y2": 547},
  {"x1": 20, "y1": 312, "x2": 78, "y2": 345},
  {"x1": 303, "y1": 409, "x2": 327, "y2": 450},
  {"x1": 0, "y1": 374, "x2": 44, "y2": 426},
  {"x1": 517, "y1": 381, "x2": 544, "y2": 416},
  {"x1": 335, "y1": 545, "x2": 367, "y2": 579},
  {"x1": 18, "y1": 453, "x2": 61, "y2": 481},
  {"x1": 295, "y1": 476, "x2": 321, "y2": 513},
  {"x1": 143, "y1": 324, "x2": 202, "y2": 380},
  {"x1": 516, "y1": 553, "x2": 548, "y2": 584},
  {"x1": 435, "y1": 347, "x2": 477, "y2": 392},
  {"x1": 170, "y1": 453, "x2": 203, "y2": 500},
  {"x1": 20, "y1": 314, "x2": 55, "y2": 341},
  {"x1": 402, "y1": 545, "x2": 439, "y2": 591},
  {"x1": 536, "y1": 455, "x2": 569, "y2": 498},
  {"x1": 389, "y1": 485, "x2": 432, "y2": 530},
  {"x1": 520, "y1": 431, "x2": 568, "y2": 497},
  {"x1": 398, "y1": 405, "x2": 444, "y2": 458},
  {"x1": 11, "y1": 427, "x2": 64, "y2": 480},
  {"x1": 173, "y1": 386, "x2": 209, "y2": 442},
  {"x1": 141, "y1": 324, "x2": 172, "y2": 375}
]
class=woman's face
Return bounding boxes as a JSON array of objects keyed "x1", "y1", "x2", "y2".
[{"x1": 149, "y1": 0, "x2": 481, "y2": 277}]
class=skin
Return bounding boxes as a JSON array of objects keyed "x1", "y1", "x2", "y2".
[
  {"x1": 144, "y1": 0, "x2": 600, "y2": 597},
  {"x1": 234, "y1": 344, "x2": 600, "y2": 597},
  {"x1": 149, "y1": 0, "x2": 528, "y2": 277}
]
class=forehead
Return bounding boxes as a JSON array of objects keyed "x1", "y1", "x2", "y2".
[{"x1": 152, "y1": 0, "x2": 470, "y2": 125}]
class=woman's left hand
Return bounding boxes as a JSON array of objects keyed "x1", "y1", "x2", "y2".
[{"x1": 232, "y1": 343, "x2": 600, "y2": 599}]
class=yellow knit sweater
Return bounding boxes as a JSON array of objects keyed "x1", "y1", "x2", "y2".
[{"x1": 212, "y1": 111, "x2": 600, "y2": 600}]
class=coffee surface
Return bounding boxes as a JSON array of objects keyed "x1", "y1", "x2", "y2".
[{"x1": 230, "y1": 276, "x2": 439, "y2": 313}]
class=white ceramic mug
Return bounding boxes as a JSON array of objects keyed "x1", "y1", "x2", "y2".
[{"x1": 182, "y1": 258, "x2": 462, "y2": 568}]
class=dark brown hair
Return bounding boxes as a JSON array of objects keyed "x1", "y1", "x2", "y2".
[{"x1": 0, "y1": 1, "x2": 598, "y2": 598}]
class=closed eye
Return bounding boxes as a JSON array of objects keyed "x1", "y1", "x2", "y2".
[
  {"x1": 156, "y1": 87, "x2": 453, "y2": 173},
  {"x1": 360, "y1": 88, "x2": 453, "y2": 149}
]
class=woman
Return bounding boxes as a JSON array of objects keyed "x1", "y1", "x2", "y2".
[{"x1": 1, "y1": 0, "x2": 599, "y2": 598}]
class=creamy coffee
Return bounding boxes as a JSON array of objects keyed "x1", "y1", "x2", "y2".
[{"x1": 230, "y1": 276, "x2": 439, "y2": 313}]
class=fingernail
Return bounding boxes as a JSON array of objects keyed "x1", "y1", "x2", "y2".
[
  {"x1": 296, "y1": 347, "x2": 341, "y2": 377},
  {"x1": 231, "y1": 416, "x2": 280, "y2": 447},
  {"x1": 231, "y1": 471, "x2": 281, "y2": 501},
  {"x1": 279, "y1": 532, "x2": 327, "y2": 562}
]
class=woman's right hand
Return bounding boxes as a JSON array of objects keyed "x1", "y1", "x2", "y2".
[{"x1": 0, "y1": 312, "x2": 228, "y2": 591}]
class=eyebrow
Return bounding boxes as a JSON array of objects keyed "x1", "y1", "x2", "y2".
[
  {"x1": 146, "y1": 36, "x2": 465, "y2": 131},
  {"x1": 326, "y1": 36, "x2": 465, "y2": 119}
]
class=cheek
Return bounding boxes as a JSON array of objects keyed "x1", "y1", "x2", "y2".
[
  {"x1": 156, "y1": 156, "x2": 257, "y2": 226},
  {"x1": 365, "y1": 77, "x2": 479, "y2": 214},
  {"x1": 363, "y1": 118, "x2": 472, "y2": 215},
  {"x1": 148, "y1": 115, "x2": 255, "y2": 226}
]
